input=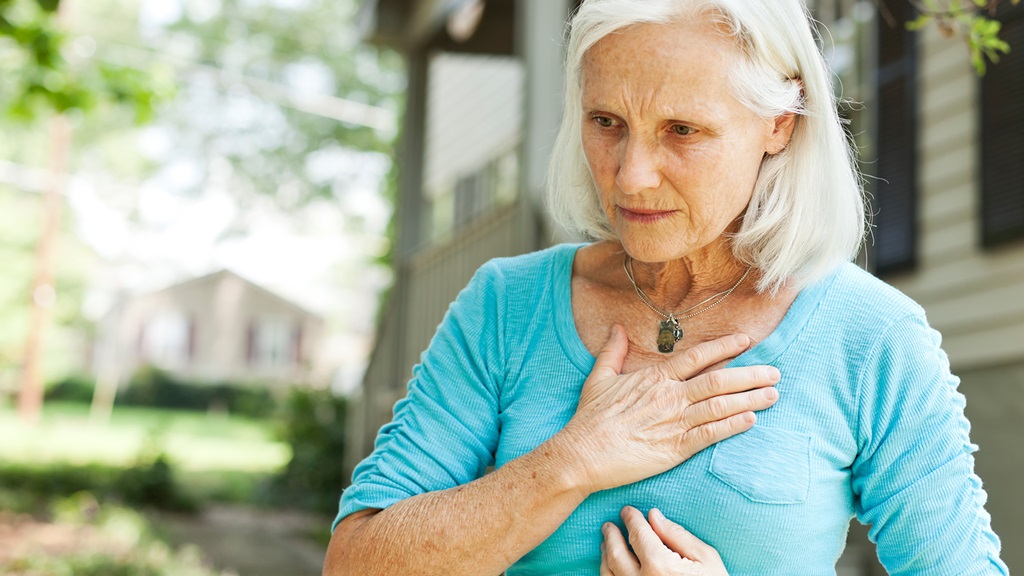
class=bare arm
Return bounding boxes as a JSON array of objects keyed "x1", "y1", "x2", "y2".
[
  {"x1": 324, "y1": 328, "x2": 779, "y2": 576},
  {"x1": 324, "y1": 431, "x2": 588, "y2": 576}
]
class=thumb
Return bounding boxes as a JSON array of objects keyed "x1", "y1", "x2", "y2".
[
  {"x1": 588, "y1": 324, "x2": 628, "y2": 383},
  {"x1": 648, "y1": 508, "x2": 717, "y2": 562}
]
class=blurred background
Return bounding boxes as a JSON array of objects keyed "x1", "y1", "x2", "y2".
[{"x1": 1, "y1": 0, "x2": 1021, "y2": 574}]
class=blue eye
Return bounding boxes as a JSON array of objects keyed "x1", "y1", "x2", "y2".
[{"x1": 672, "y1": 124, "x2": 695, "y2": 136}]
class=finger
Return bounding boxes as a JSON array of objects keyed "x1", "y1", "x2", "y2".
[
  {"x1": 661, "y1": 334, "x2": 751, "y2": 381},
  {"x1": 588, "y1": 325, "x2": 629, "y2": 384},
  {"x1": 602, "y1": 521, "x2": 640, "y2": 575},
  {"x1": 600, "y1": 541, "x2": 615, "y2": 576},
  {"x1": 683, "y1": 365, "x2": 780, "y2": 404},
  {"x1": 681, "y1": 411, "x2": 758, "y2": 455},
  {"x1": 683, "y1": 384, "x2": 779, "y2": 427},
  {"x1": 648, "y1": 508, "x2": 719, "y2": 563},
  {"x1": 621, "y1": 506, "x2": 673, "y2": 567}
]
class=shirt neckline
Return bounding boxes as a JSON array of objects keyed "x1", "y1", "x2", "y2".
[{"x1": 551, "y1": 243, "x2": 837, "y2": 374}]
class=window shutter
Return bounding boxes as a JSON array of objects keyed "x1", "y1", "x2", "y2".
[
  {"x1": 246, "y1": 321, "x2": 257, "y2": 366},
  {"x1": 292, "y1": 322, "x2": 303, "y2": 365},
  {"x1": 187, "y1": 315, "x2": 196, "y2": 362},
  {"x1": 981, "y1": 4, "x2": 1024, "y2": 248},
  {"x1": 873, "y1": 0, "x2": 918, "y2": 274}
]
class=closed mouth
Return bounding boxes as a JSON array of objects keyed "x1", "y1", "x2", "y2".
[{"x1": 618, "y1": 206, "x2": 677, "y2": 222}]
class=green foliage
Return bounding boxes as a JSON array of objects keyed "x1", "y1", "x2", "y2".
[
  {"x1": 272, "y1": 387, "x2": 347, "y2": 513},
  {"x1": 905, "y1": 0, "x2": 1021, "y2": 74},
  {"x1": 116, "y1": 444, "x2": 199, "y2": 512},
  {"x1": 45, "y1": 373, "x2": 94, "y2": 402},
  {"x1": 0, "y1": 493, "x2": 227, "y2": 575},
  {"x1": 136, "y1": 0, "x2": 404, "y2": 209},
  {"x1": 116, "y1": 366, "x2": 277, "y2": 419},
  {"x1": 0, "y1": 0, "x2": 173, "y2": 121},
  {"x1": 0, "y1": 449, "x2": 198, "y2": 513}
]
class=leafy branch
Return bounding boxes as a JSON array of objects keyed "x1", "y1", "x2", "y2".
[
  {"x1": 0, "y1": 0, "x2": 172, "y2": 121},
  {"x1": 900, "y1": 0, "x2": 1021, "y2": 74}
]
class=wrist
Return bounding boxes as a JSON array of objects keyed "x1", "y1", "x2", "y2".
[{"x1": 533, "y1": 428, "x2": 596, "y2": 500}]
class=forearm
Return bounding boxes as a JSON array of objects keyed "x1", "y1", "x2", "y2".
[{"x1": 323, "y1": 436, "x2": 590, "y2": 576}]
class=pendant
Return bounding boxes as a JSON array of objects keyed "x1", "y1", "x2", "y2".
[{"x1": 657, "y1": 317, "x2": 684, "y2": 353}]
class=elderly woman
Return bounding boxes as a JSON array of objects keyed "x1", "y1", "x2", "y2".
[{"x1": 324, "y1": 0, "x2": 1007, "y2": 574}]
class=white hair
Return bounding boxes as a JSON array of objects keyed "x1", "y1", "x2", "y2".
[{"x1": 546, "y1": 0, "x2": 865, "y2": 294}]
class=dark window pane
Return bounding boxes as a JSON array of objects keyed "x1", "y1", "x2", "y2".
[{"x1": 981, "y1": 4, "x2": 1024, "y2": 248}]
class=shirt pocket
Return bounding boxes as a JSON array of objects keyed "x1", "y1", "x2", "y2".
[{"x1": 708, "y1": 425, "x2": 811, "y2": 505}]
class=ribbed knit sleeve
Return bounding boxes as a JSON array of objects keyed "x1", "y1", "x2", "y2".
[
  {"x1": 333, "y1": 261, "x2": 506, "y2": 528},
  {"x1": 852, "y1": 313, "x2": 1008, "y2": 575}
]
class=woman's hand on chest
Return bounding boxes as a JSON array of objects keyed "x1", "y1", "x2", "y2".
[{"x1": 551, "y1": 326, "x2": 780, "y2": 495}]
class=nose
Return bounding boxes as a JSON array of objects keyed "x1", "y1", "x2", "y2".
[{"x1": 615, "y1": 136, "x2": 662, "y2": 195}]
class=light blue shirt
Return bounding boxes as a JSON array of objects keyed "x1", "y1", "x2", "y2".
[{"x1": 337, "y1": 243, "x2": 1007, "y2": 575}]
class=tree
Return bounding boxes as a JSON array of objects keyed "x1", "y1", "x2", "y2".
[
  {"x1": 895, "y1": 0, "x2": 1021, "y2": 74},
  {"x1": 1, "y1": 0, "x2": 169, "y2": 423},
  {"x1": 2, "y1": 0, "x2": 403, "y2": 423}
]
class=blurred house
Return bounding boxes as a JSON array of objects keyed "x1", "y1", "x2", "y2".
[
  {"x1": 94, "y1": 269, "x2": 325, "y2": 388},
  {"x1": 353, "y1": 0, "x2": 1023, "y2": 571}
]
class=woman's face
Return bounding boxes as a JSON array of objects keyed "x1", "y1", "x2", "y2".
[{"x1": 581, "y1": 20, "x2": 793, "y2": 263}]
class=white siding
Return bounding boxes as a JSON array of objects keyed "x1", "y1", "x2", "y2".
[
  {"x1": 422, "y1": 53, "x2": 525, "y2": 197},
  {"x1": 887, "y1": 26, "x2": 1024, "y2": 371}
]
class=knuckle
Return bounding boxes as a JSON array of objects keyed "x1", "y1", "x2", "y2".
[
  {"x1": 648, "y1": 363, "x2": 672, "y2": 384},
  {"x1": 705, "y1": 396, "x2": 728, "y2": 419},
  {"x1": 706, "y1": 369, "x2": 726, "y2": 391},
  {"x1": 609, "y1": 547, "x2": 632, "y2": 566},
  {"x1": 693, "y1": 422, "x2": 718, "y2": 446},
  {"x1": 687, "y1": 344, "x2": 708, "y2": 368}
]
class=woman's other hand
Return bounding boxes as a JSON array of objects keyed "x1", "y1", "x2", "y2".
[
  {"x1": 601, "y1": 506, "x2": 728, "y2": 576},
  {"x1": 557, "y1": 325, "x2": 780, "y2": 494}
]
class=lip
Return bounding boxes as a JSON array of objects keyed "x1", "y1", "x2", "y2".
[{"x1": 618, "y1": 206, "x2": 677, "y2": 223}]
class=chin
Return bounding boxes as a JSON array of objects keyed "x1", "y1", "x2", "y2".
[{"x1": 616, "y1": 235, "x2": 687, "y2": 264}]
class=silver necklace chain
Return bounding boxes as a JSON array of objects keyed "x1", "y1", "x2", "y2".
[{"x1": 622, "y1": 254, "x2": 751, "y2": 322}]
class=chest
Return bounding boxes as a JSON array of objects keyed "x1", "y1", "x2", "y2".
[
  {"x1": 570, "y1": 274, "x2": 796, "y2": 371},
  {"x1": 496, "y1": 357, "x2": 859, "y2": 574}
]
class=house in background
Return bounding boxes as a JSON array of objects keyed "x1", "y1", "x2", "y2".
[
  {"x1": 94, "y1": 269, "x2": 326, "y2": 389},
  {"x1": 352, "y1": 0, "x2": 1024, "y2": 571},
  {"x1": 861, "y1": 1, "x2": 1024, "y2": 570}
]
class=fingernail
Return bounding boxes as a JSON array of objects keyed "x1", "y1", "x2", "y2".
[
  {"x1": 651, "y1": 508, "x2": 665, "y2": 521},
  {"x1": 763, "y1": 387, "x2": 778, "y2": 400},
  {"x1": 766, "y1": 367, "x2": 780, "y2": 382},
  {"x1": 733, "y1": 334, "x2": 748, "y2": 347}
]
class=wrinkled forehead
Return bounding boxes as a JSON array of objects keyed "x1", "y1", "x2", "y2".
[{"x1": 580, "y1": 20, "x2": 746, "y2": 94}]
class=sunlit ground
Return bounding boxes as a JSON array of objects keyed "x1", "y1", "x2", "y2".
[{"x1": 0, "y1": 400, "x2": 289, "y2": 473}]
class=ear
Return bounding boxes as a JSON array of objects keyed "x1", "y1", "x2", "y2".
[{"x1": 765, "y1": 111, "x2": 797, "y2": 155}]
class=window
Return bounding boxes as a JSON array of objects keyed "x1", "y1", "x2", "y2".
[
  {"x1": 141, "y1": 311, "x2": 192, "y2": 368},
  {"x1": 872, "y1": 0, "x2": 919, "y2": 274},
  {"x1": 246, "y1": 317, "x2": 301, "y2": 368},
  {"x1": 980, "y1": 2, "x2": 1024, "y2": 248}
]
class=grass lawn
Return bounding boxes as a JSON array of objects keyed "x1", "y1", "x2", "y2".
[{"x1": 0, "y1": 401, "x2": 290, "y2": 473}]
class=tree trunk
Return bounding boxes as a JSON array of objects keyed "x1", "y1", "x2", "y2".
[{"x1": 17, "y1": 115, "x2": 70, "y2": 424}]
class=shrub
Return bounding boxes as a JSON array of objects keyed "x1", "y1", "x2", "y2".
[
  {"x1": 0, "y1": 450, "x2": 198, "y2": 514},
  {"x1": 117, "y1": 366, "x2": 276, "y2": 419},
  {"x1": 0, "y1": 495, "x2": 227, "y2": 576},
  {"x1": 115, "y1": 452, "x2": 198, "y2": 513},
  {"x1": 272, "y1": 387, "x2": 347, "y2": 513},
  {"x1": 45, "y1": 374, "x2": 96, "y2": 403}
]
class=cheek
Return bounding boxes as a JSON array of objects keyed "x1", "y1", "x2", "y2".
[
  {"x1": 582, "y1": 142, "x2": 621, "y2": 210},
  {"x1": 582, "y1": 139, "x2": 615, "y2": 181}
]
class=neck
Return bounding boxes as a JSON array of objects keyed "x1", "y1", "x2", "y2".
[{"x1": 626, "y1": 239, "x2": 750, "y2": 312}]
